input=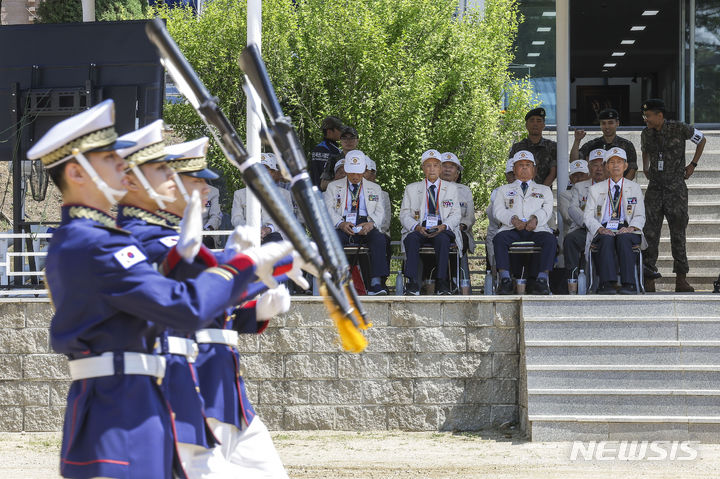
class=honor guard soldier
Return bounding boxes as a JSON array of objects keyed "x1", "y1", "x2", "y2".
[
  {"x1": 310, "y1": 115, "x2": 344, "y2": 189},
  {"x1": 486, "y1": 158, "x2": 515, "y2": 272},
  {"x1": 508, "y1": 108, "x2": 557, "y2": 186},
  {"x1": 584, "y1": 148, "x2": 646, "y2": 294},
  {"x1": 641, "y1": 98, "x2": 706, "y2": 292},
  {"x1": 492, "y1": 150, "x2": 556, "y2": 295},
  {"x1": 231, "y1": 153, "x2": 294, "y2": 243},
  {"x1": 441, "y1": 152, "x2": 476, "y2": 281},
  {"x1": 571, "y1": 108, "x2": 639, "y2": 180},
  {"x1": 30, "y1": 100, "x2": 292, "y2": 479},
  {"x1": 165, "y1": 138, "x2": 291, "y2": 478},
  {"x1": 564, "y1": 149, "x2": 607, "y2": 275},
  {"x1": 400, "y1": 149, "x2": 463, "y2": 295},
  {"x1": 324, "y1": 150, "x2": 390, "y2": 295}
]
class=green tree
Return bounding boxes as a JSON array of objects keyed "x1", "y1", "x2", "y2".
[
  {"x1": 156, "y1": 0, "x2": 535, "y2": 234},
  {"x1": 36, "y1": 0, "x2": 147, "y2": 23}
]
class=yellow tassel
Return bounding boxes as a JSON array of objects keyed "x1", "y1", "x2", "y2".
[
  {"x1": 321, "y1": 284, "x2": 368, "y2": 353},
  {"x1": 344, "y1": 283, "x2": 372, "y2": 330}
]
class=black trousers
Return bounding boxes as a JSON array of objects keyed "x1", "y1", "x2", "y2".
[
  {"x1": 592, "y1": 232, "x2": 641, "y2": 284},
  {"x1": 336, "y1": 227, "x2": 389, "y2": 278}
]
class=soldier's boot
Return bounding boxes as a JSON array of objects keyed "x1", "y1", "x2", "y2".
[
  {"x1": 644, "y1": 278, "x2": 656, "y2": 293},
  {"x1": 675, "y1": 273, "x2": 695, "y2": 293}
]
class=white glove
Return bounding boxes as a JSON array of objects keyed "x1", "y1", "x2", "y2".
[
  {"x1": 284, "y1": 250, "x2": 320, "y2": 291},
  {"x1": 177, "y1": 190, "x2": 203, "y2": 263},
  {"x1": 244, "y1": 240, "x2": 294, "y2": 288},
  {"x1": 225, "y1": 225, "x2": 255, "y2": 253},
  {"x1": 256, "y1": 284, "x2": 291, "y2": 321}
]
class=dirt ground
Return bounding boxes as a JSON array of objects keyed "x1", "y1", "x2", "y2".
[{"x1": 2, "y1": 430, "x2": 719, "y2": 479}]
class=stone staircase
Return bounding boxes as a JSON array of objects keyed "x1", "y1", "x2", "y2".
[
  {"x1": 550, "y1": 130, "x2": 720, "y2": 292},
  {"x1": 520, "y1": 297, "x2": 720, "y2": 442}
]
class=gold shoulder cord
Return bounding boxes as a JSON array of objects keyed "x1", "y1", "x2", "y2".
[
  {"x1": 68, "y1": 206, "x2": 115, "y2": 228},
  {"x1": 121, "y1": 206, "x2": 171, "y2": 228}
]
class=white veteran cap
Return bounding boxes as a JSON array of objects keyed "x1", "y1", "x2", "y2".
[
  {"x1": 27, "y1": 99, "x2": 134, "y2": 168},
  {"x1": 260, "y1": 152, "x2": 279, "y2": 171},
  {"x1": 118, "y1": 120, "x2": 175, "y2": 208},
  {"x1": 511, "y1": 150, "x2": 536, "y2": 166},
  {"x1": 165, "y1": 137, "x2": 218, "y2": 179},
  {"x1": 569, "y1": 159, "x2": 589, "y2": 175},
  {"x1": 421, "y1": 149, "x2": 441, "y2": 164},
  {"x1": 344, "y1": 150, "x2": 367, "y2": 174},
  {"x1": 365, "y1": 156, "x2": 377, "y2": 171},
  {"x1": 116, "y1": 120, "x2": 167, "y2": 169},
  {"x1": 603, "y1": 147, "x2": 627, "y2": 163},
  {"x1": 441, "y1": 152, "x2": 463, "y2": 172},
  {"x1": 588, "y1": 148, "x2": 606, "y2": 162}
]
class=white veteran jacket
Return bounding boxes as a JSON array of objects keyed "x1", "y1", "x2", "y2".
[
  {"x1": 231, "y1": 187, "x2": 294, "y2": 237},
  {"x1": 456, "y1": 183, "x2": 476, "y2": 253},
  {"x1": 583, "y1": 178, "x2": 647, "y2": 257},
  {"x1": 492, "y1": 180, "x2": 554, "y2": 234},
  {"x1": 380, "y1": 189, "x2": 391, "y2": 235},
  {"x1": 399, "y1": 180, "x2": 463, "y2": 252},
  {"x1": 567, "y1": 179, "x2": 593, "y2": 233},
  {"x1": 324, "y1": 178, "x2": 388, "y2": 235}
]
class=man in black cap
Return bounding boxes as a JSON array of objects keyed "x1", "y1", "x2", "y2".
[
  {"x1": 310, "y1": 115, "x2": 345, "y2": 188},
  {"x1": 640, "y1": 98, "x2": 706, "y2": 292},
  {"x1": 570, "y1": 108, "x2": 638, "y2": 180},
  {"x1": 508, "y1": 108, "x2": 557, "y2": 187}
]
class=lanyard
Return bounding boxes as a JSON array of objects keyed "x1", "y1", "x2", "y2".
[
  {"x1": 345, "y1": 180, "x2": 363, "y2": 212},
  {"x1": 607, "y1": 178, "x2": 624, "y2": 219},
  {"x1": 425, "y1": 179, "x2": 441, "y2": 214}
]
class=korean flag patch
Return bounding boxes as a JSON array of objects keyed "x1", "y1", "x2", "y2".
[
  {"x1": 114, "y1": 245, "x2": 147, "y2": 269},
  {"x1": 159, "y1": 235, "x2": 179, "y2": 247}
]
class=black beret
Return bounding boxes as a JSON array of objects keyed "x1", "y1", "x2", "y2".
[
  {"x1": 641, "y1": 99, "x2": 665, "y2": 113},
  {"x1": 598, "y1": 108, "x2": 619, "y2": 120},
  {"x1": 525, "y1": 107, "x2": 546, "y2": 121}
]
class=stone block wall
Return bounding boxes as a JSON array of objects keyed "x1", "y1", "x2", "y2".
[{"x1": 0, "y1": 297, "x2": 521, "y2": 432}]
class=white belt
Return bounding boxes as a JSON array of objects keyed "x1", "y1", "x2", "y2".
[
  {"x1": 167, "y1": 336, "x2": 199, "y2": 363},
  {"x1": 68, "y1": 352, "x2": 166, "y2": 381},
  {"x1": 195, "y1": 328, "x2": 238, "y2": 347}
]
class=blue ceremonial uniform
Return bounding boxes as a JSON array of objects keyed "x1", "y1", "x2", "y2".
[
  {"x1": 117, "y1": 205, "x2": 218, "y2": 451},
  {"x1": 48, "y1": 205, "x2": 257, "y2": 479}
]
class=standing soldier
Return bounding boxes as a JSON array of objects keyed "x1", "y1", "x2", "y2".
[
  {"x1": 508, "y1": 108, "x2": 557, "y2": 187},
  {"x1": 570, "y1": 108, "x2": 639, "y2": 180},
  {"x1": 641, "y1": 98, "x2": 706, "y2": 292},
  {"x1": 310, "y1": 116, "x2": 344, "y2": 188}
]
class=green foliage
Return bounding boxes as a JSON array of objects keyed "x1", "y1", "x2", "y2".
[
  {"x1": 155, "y1": 0, "x2": 535, "y2": 234},
  {"x1": 36, "y1": 0, "x2": 146, "y2": 23}
]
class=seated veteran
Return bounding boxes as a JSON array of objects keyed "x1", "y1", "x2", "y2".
[
  {"x1": 231, "y1": 152, "x2": 293, "y2": 243},
  {"x1": 583, "y1": 147, "x2": 646, "y2": 295},
  {"x1": 486, "y1": 158, "x2": 515, "y2": 270},
  {"x1": 363, "y1": 156, "x2": 391, "y2": 236},
  {"x1": 492, "y1": 150, "x2": 556, "y2": 295},
  {"x1": 324, "y1": 150, "x2": 390, "y2": 295},
  {"x1": 564, "y1": 148, "x2": 607, "y2": 275},
  {"x1": 399, "y1": 149, "x2": 462, "y2": 296}
]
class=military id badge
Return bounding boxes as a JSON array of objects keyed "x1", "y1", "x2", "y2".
[
  {"x1": 606, "y1": 220, "x2": 620, "y2": 231},
  {"x1": 658, "y1": 152, "x2": 664, "y2": 171}
]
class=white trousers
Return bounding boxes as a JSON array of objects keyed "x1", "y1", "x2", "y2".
[
  {"x1": 207, "y1": 417, "x2": 289, "y2": 479},
  {"x1": 177, "y1": 441, "x2": 235, "y2": 478}
]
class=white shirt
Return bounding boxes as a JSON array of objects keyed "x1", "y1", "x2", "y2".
[
  {"x1": 421, "y1": 178, "x2": 442, "y2": 226},
  {"x1": 600, "y1": 178, "x2": 626, "y2": 225},
  {"x1": 343, "y1": 180, "x2": 368, "y2": 218}
]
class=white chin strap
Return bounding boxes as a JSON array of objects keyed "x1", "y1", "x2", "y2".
[
  {"x1": 73, "y1": 151, "x2": 127, "y2": 206},
  {"x1": 129, "y1": 165, "x2": 176, "y2": 209},
  {"x1": 172, "y1": 172, "x2": 190, "y2": 203}
]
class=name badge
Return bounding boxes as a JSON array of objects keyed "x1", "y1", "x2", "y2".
[
  {"x1": 426, "y1": 214, "x2": 439, "y2": 228},
  {"x1": 346, "y1": 212, "x2": 358, "y2": 225},
  {"x1": 606, "y1": 220, "x2": 620, "y2": 231}
]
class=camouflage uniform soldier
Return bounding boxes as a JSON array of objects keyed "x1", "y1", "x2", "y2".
[
  {"x1": 640, "y1": 98, "x2": 706, "y2": 292},
  {"x1": 508, "y1": 108, "x2": 557, "y2": 187}
]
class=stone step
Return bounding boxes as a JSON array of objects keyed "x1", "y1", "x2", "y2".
[
  {"x1": 662, "y1": 219, "x2": 720, "y2": 237},
  {"x1": 634, "y1": 168, "x2": 720, "y2": 185},
  {"x1": 523, "y1": 317, "x2": 720, "y2": 341},
  {"x1": 656, "y1": 256, "x2": 720, "y2": 272},
  {"x1": 527, "y1": 390, "x2": 720, "y2": 417},
  {"x1": 521, "y1": 297, "x2": 720, "y2": 319},
  {"x1": 527, "y1": 368, "x2": 720, "y2": 390},
  {"x1": 658, "y1": 236, "x2": 720, "y2": 254},
  {"x1": 529, "y1": 417, "x2": 720, "y2": 442},
  {"x1": 524, "y1": 341, "x2": 720, "y2": 366}
]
